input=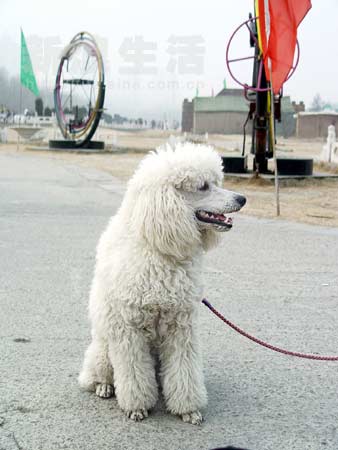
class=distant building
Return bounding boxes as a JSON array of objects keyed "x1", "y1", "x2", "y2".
[
  {"x1": 296, "y1": 111, "x2": 338, "y2": 139},
  {"x1": 182, "y1": 88, "x2": 250, "y2": 135},
  {"x1": 182, "y1": 87, "x2": 297, "y2": 137},
  {"x1": 182, "y1": 99, "x2": 193, "y2": 134},
  {"x1": 292, "y1": 101, "x2": 305, "y2": 113}
]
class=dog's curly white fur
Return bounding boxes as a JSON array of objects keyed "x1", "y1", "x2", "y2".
[{"x1": 78, "y1": 143, "x2": 246, "y2": 424}]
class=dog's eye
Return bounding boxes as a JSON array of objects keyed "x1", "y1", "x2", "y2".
[{"x1": 198, "y1": 182, "x2": 209, "y2": 191}]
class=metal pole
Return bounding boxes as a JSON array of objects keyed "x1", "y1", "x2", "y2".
[
  {"x1": 17, "y1": 85, "x2": 23, "y2": 151},
  {"x1": 268, "y1": 63, "x2": 280, "y2": 216}
]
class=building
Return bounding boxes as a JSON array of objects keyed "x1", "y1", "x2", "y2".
[
  {"x1": 182, "y1": 87, "x2": 297, "y2": 137},
  {"x1": 292, "y1": 101, "x2": 305, "y2": 113},
  {"x1": 182, "y1": 88, "x2": 249, "y2": 135},
  {"x1": 296, "y1": 111, "x2": 338, "y2": 139},
  {"x1": 182, "y1": 99, "x2": 193, "y2": 134}
]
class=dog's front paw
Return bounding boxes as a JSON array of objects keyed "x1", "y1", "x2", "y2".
[
  {"x1": 182, "y1": 410, "x2": 203, "y2": 425},
  {"x1": 95, "y1": 383, "x2": 114, "y2": 398},
  {"x1": 127, "y1": 409, "x2": 149, "y2": 422}
]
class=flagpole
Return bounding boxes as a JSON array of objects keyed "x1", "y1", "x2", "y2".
[
  {"x1": 17, "y1": 85, "x2": 22, "y2": 151},
  {"x1": 268, "y1": 60, "x2": 280, "y2": 216},
  {"x1": 272, "y1": 93, "x2": 280, "y2": 216},
  {"x1": 19, "y1": 27, "x2": 23, "y2": 120},
  {"x1": 17, "y1": 28, "x2": 23, "y2": 151}
]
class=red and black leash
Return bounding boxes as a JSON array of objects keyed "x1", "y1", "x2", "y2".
[{"x1": 202, "y1": 298, "x2": 338, "y2": 361}]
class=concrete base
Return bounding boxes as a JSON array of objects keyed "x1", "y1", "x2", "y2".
[
  {"x1": 11, "y1": 127, "x2": 42, "y2": 140},
  {"x1": 49, "y1": 140, "x2": 105, "y2": 150},
  {"x1": 222, "y1": 155, "x2": 248, "y2": 173},
  {"x1": 276, "y1": 157, "x2": 313, "y2": 176},
  {"x1": 222, "y1": 156, "x2": 314, "y2": 177},
  {"x1": 223, "y1": 171, "x2": 338, "y2": 185}
]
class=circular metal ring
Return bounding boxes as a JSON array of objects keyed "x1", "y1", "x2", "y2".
[
  {"x1": 54, "y1": 32, "x2": 105, "y2": 147},
  {"x1": 226, "y1": 17, "x2": 300, "y2": 93}
]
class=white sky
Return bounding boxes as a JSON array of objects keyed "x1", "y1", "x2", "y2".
[{"x1": 1, "y1": 0, "x2": 337, "y2": 119}]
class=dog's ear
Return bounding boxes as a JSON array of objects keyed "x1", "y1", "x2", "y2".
[{"x1": 131, "y1": 184, "x2": 200, "y2": 260}]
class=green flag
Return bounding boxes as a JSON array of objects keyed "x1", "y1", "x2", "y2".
[{"x1": 20, "y1": 29, "x2": 39, "y2": 96}]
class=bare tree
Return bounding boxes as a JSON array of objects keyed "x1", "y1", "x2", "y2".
[
  {"x1": 310, "y1": 93, "x2": 324, "y2": 112},
  {"x1": 35, "y1": 97, "x2": 43, "y2": 116},
  {"x1": 0, "y1": 66, "x2": 53, "y2": 114}
]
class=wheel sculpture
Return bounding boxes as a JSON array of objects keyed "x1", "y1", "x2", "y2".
[{"x1": 51, "y1": 32, "x2": 105, "y2": 149}]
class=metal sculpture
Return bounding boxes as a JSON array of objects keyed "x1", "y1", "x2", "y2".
[
  {"x1": 225, "y1": 0, "x2": 311, "y2": 174},
  {"x1": 52, "y1": 32, "x2": 105, "y2": 149},
  {"x1": 226, "y1": 14, "x2": 299, "y2": 173}
]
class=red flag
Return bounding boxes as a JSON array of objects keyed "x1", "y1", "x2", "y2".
[{"x1": 258, "y1": 0, "x2": 312, "y2": 93}]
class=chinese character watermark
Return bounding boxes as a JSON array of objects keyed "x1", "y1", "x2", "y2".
[
  {"x1": 119, "y1": 36, "x2": 157, "y2": 75},
  {"x1": 166, "y1": 35, "x2": 205, "y2": 75}
]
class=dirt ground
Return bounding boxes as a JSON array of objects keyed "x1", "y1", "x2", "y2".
[{"x1": 1, "y1": 129, "x2": 338, "y2": 228}]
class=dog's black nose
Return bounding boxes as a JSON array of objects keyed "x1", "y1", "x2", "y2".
[{"x1": 236, "y1": 195, "x2": 246, "y2": 208}]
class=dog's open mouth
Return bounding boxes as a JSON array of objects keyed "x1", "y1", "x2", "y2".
[{"x1": 196, "y1": 210, "x2": 233, "y2": 229}]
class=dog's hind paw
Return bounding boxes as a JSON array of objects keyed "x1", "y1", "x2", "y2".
[
  {"x1": 95, "y1": 383, "x2": 114, "y2": 398},
  {"x1": 127, "y1": 409, "x2": 148, "y2": 422},
  {"x1": 182, "y1": 410, "x2": 203, "y2": 425}
]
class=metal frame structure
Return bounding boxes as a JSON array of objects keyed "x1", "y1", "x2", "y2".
[
  {"x1": 226, "y1": 14, "x2": 299, "y2": 173},
  {"x1": 54, "y1": 32, "x2": 105, "y2": 148}
]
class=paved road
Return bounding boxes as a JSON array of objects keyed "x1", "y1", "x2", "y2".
[{"x1": 0, "y1": 149, "x2": 338, "y2": 450}]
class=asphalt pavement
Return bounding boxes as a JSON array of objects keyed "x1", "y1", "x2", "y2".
[{"x1": 0, "y1": 149, "x2": 338, "y2": 450}]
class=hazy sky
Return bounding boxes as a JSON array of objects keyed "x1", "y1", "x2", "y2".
[{"x1": 1, "y1": 0, "x2": 337, "y2": 119}]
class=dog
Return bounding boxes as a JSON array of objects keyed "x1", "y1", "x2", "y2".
[{"x1": 78, "y1": 143, "x2": 246, "y2": 424}]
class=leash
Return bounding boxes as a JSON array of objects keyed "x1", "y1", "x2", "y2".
[{"x1": 202, "y1": 299, "x2": 338, "y2": 361}]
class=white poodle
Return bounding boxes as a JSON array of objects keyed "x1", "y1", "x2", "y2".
[{"x1": 78, "y1": 143, "x2": 246, "y2": 424}]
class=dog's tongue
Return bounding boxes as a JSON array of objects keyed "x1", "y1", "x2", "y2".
[{"x1": 215, "y1": 214, "x2": 233, "y2": 225}]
